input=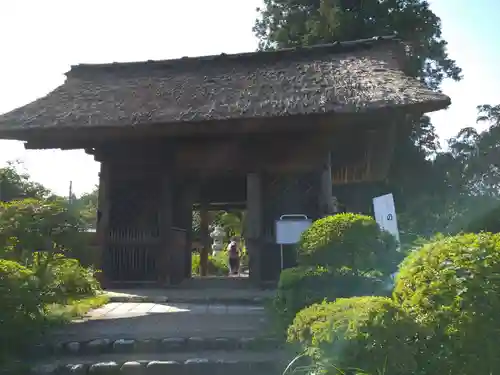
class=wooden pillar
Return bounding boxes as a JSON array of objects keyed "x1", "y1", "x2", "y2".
[
  {"x1": 158, "y1": 169, "x2": 173, "y2": 284},
  {"x1": 319, "y1": 152, "x2": 334, "y2": 217},
  {"x1": 180, "y1": 183, "x2": 195, "y2": 279},
  {"x1": 246, "y1": 172, "x2": 263, "y2": 284},
  {"x1": 199, "y1": 199, "x2": 210, "y2": 277},
  {"x1": 96, "y1": 161, "x2": 111, "y2": 287}
]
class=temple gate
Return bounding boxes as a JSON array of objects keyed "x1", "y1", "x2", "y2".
[{"x1": 0, "y1": 36, "x2": 450, "y2": 286}]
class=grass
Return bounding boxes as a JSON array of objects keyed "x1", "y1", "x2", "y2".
[{"x1": 45, "y1": 294, "x2": 109, "y2": 323}]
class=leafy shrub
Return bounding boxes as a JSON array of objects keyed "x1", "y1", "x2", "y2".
[
  {"x1": 191, "y1": 252, "x2": 201, "y2": 275},
  {"x1": 0, "y1": 198, "x2": 85, "y2": 265},
  {"x1": 38, "y1": 254, "x2": 101, "y2": 302},
  {"x1": 394, "y1": 232, "x2": 500, "y2": 375},
  {"x1": 210, "y1": 250, "x2": 230, "y2": 275},
  {"x1": 272, "y1": 266, "x2": 384, "y2": 332},
  {"x1": 0, "y1": 259, "x2": 46, "y2": 363},
  {"x1": 0, "y1": 198, "x2": 100, "y2": 301},
  {"x1": 191, "y1": 251, "x2": 229, "y2": 276},
  {"x1": 297, "y1": 213, "x2": 401, "y2": 275},
  {"x1": 288, "y1": 297, "x2": 423, "y2": 375}
]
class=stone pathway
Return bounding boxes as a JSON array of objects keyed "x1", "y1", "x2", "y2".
[{"x1": 31, "y1": 288, "x2": 288, "y2": 374}]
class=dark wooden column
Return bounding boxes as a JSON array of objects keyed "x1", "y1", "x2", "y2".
[
  {"x1": 199, "y1": 199, "x2": 210, "y2": 277},
  {"x1": 179, "y1": 182, "x2": 195, "y2": 279},
  {"x1": 319, "y1": 152, "x2": 334, "y2": 217},
  {"x1": 246, "y1": 172, "x2": 263, "y2": 284},
  {"x1": 157, "y1": 169, "x2": 173, "y2": 284},
  {"x1": 96, "y1": 161, "x2": 111, "y2": 287}
]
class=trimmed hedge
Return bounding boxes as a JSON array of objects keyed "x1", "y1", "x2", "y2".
[
  {"x1": 272, "y1": 266, "x2": 384, "y2": 333},
  {"x1": 288, "y1": 297, "x2": 424, "y2": 375},
  {"x1": 394, "y1": 232, "x2": 500, "y2": 375},
  {"x1": 297, "y1": 213, "x2": 401, "y2": 275},
  {"x1": 272, "y1": 267, "x2": 335, "y2": 330}
]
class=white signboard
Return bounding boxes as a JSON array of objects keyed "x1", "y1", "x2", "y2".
[
  {"x1": 373, "y1": 193, "x2": 400, "y2": 244},
  {"x1": 275, "y1": 215, "x2": 312, "y2": 245}
]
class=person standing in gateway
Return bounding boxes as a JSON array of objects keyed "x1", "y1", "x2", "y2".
[{"x1": 227, "y1": 238, "x2": 240, "y2": 276}]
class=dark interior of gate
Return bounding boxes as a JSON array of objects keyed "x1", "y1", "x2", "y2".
[
  {"x1": 95, "y1": 130, "x2": 336, "y2": 285},
  {"x1": 93, "y1": 120, "x2": 403, "y2": 285},
  {"x1": 0, "y1": 36, "x2": 451, "y2": 288}
]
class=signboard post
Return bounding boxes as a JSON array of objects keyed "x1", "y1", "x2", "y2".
[
  {"x1": 372, "y1": 193, "x2": 400, "y2": 244},
  {"x1": 275, "y1": 214, "x2": 312, "y2": 270}
]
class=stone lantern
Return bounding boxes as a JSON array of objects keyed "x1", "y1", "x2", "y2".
[{"x1": 210, "y1": 225, "x2": 225, "y2": 256}]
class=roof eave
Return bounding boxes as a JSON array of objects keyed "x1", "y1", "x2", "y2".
[{"x1": 0, "y1": 98, "x2": 451, "y2": 149}]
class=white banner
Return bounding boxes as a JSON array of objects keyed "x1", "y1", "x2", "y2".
[{"x1": 373, "y1": 193, "x2": 400, "y2": 244}]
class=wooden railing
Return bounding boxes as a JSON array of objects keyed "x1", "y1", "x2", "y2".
[
  {"x1": 108, "y1": 228, "x2": 160, "y2": 245},
  {"x1": 106, "y1": 244, "x2": 157, "y2": 282}
]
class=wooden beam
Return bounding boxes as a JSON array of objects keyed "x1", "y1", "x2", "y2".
[{"x1": 15, "y1": 111, "x2": 333, "y2": 150}]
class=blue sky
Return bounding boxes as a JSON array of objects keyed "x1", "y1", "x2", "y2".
[
  {"x1": 427, "y1": 0, "x2": 500, "y2": 141},
  {"x1": 0, "y1": 0, "x2": 498, "y2": 196}
]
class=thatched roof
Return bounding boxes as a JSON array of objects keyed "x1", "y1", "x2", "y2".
[{"x1": 0, "y1": 36, "x2": 450, "y2": 142}]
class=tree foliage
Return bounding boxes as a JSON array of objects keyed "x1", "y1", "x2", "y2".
[
  {"x1": 0, "y1": 198, "x2": 85, "y2": 272},
  {"x1": 421, "y1": 104, "x2": 500, "y2": 234},
  {"x1": 254, "y1": 0, "x2": 461, "y2": 89},
  {"x1": 71, "y1": 186, "x2": 98, "y2": 229},
  {"x1": 0, "y1": 162, "x2": 50, "y2": 202}
]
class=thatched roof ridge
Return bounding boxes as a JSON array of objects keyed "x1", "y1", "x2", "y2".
[
  {"x1": 0, "y1": 36, "x2": 450, "y2": 142},
  {"x1": 68, "y1": 36, "x2": 398, "y2": 78}
]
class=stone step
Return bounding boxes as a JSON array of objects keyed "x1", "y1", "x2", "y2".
[
  {"x1": 106, "y1": 294, "x2": 268, "y2": 305},
  {"x1": 178, "y1": 276, "x2": 253, "y2": 290},
  {"x1": 30, "y1": 350, "x2": 290, "y2": 374},
  {"x1": 103, "y1": 288, "x2": 275, "y2": 305},
  {"x1": 33, "y1": 336, "x2": 282, "y2": 358},
  {"x1": 46, "y1": 302, "x2": 270, "y2": 343}
]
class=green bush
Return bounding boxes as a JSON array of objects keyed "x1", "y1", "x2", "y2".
[
  {"x1": 272, "y1": 266, "x2": 384, "y2": 333},
  {"x1": 0, "y1": 259, "x2": 47, "y2": 364},
  {"x1": 0, "y1": 256, "x2": 102, "y2": 365},
  {"x1": 0, "y1": 199, "x2": 85, "y2": 264},
  {"x1": 394, "y1": 232, "x2": 500, "y2": 375},
  {"x1": 38, "y1": 254, "x2": 101, "y2": 302},
  {"x1": 297, "y1": 213, "x2": 401, "y2": 275},
  {"x1": 191, "y1": 251, "x2": 229, "y2": 276},
  {"x1": 288, "y1": 297, "x2": 423, "y2": 375}
]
